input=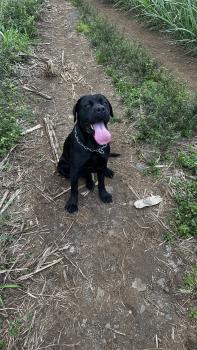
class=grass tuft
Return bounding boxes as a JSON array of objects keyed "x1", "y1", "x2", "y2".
[
  {"x1": 183, "y1": 266, "x2": 197, "y2": 292},
  {"x1": 189, "y1": 309, "x2": 197, "y2": 319},
  {"x1": 0, "y1": 0, "x2": 43, "y2": 157},
  {"x1": 172, "y1": 179, "x2": 197, "y2": 237},
  {"x1": 177, "y1": 149, "x2": 197, "y2": 175}
]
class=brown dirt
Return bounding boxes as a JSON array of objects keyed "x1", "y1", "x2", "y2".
[
  {"x1": 89, "y1": 0, "x2": 197, "y2": 89},
  {"x1": 0, "y1": 1, "x2": 196, "y2": 350}
]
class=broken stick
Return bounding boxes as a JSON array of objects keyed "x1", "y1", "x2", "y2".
[
  {"x1": 22, "y1": 84, "x2": 52, "y2": 100},
  {"x1": 43, "y1": 117, "x2": 61, "y2": 165}
]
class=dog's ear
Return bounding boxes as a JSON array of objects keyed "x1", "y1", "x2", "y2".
[
  {"x1": 103, "y1": 97, "x2": 113, "y2": 117},
  {"x1": 73, "y1": 97, "x2": 83, "y2": 122},
  {"x1": 73, "y1": 99, "x2": 80, "y2": 123}
]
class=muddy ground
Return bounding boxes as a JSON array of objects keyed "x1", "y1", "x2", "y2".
[{"x1": 0, "y1": 1, "x2": 196, "y2": 349}]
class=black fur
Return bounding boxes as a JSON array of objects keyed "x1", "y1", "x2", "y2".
[{"x1": 57, "y1": 94, "x2": 116, "y2": 213}]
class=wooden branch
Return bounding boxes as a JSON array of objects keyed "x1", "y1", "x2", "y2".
[
  {"x1": 22, "y1": 84, "x2": 52, "y2": 100},
  {"x1": 43, "y1": 117, "x2": 61, "y2": 165}
]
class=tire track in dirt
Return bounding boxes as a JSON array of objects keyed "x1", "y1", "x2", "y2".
[
  {"x1": 88, "y1": 0, "x2": 197, "y2": 89},
  {"x1": 1, "y1": 1, "x2": 196, "y2": 349}
]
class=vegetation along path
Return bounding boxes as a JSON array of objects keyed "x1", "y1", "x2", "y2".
[
  {"x1": 0, "y1": 0, "x2": 196, "y2": 349},
  {"x1": 88, "y1": 0, "x2": 197, "y2": 89}
]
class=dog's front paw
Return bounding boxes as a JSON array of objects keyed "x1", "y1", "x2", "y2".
[
  {"x1": 104, "y1": 168, "x2": 114, "y2": 178},
  {"x1": 65, "y1": 201, "x2": 78, "y2": 213},
  {"x1": 99, "y1": 190, "x2": 112, "y2": 204}
]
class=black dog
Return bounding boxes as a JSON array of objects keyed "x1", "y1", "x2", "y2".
[{"x1": 57, "y1": 94, "x2": 117, "y2": 213}]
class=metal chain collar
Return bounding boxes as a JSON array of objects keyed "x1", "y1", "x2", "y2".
[{"x1": 74, "y1": 126, "x2": 107, "y2": 154}]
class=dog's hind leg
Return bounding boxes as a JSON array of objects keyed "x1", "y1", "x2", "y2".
[
  {"x1": 104, "y1": 167, "x2": 114, "y2": 178},
  {"x1": 57, "y1": 156, "x2": 70, "y2": 178},
  {"x1": 97, "y1": 169, "x2": 112, "y2": 203}
]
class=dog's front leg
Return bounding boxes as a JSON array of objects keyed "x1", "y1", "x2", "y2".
[
  {"x1": 97, "y1": 169, "x2": 112, "y2": 204},
  {"x1": 65, "y1": 168, "x2": 79, "y2": 213}
]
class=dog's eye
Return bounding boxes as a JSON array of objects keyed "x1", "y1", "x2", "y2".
[{"x1": 84, "y1": 101, "x2": 93, "y2": 108}]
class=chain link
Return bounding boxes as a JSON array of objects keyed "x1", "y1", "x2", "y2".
[{"x1": 74, "y1": 127, "x2": 107, "y2": 154}]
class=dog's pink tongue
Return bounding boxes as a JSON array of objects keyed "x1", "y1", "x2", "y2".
[{"x1": 93, "y1": 122, "x2": 111, "y2": 145}]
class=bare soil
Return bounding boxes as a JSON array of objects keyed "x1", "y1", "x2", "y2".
[{"x1": 0, "y1": 1, "x2": 196, "y2": 349}]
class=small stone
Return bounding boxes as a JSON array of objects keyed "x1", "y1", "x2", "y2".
[
  {"x1": 165, "y1": 245, "x2": 172, "y2": 255},
  {"x1": 114, "y1": 324, "x2": 119, "y2": 329},
  {"x1": 136, "y1": 162, "x2": 147, "y2": 172},
  {"x1": 108, "y1": 229, "x2": 115, "y2": 237},
  {"x1": 157, "y1": 278, "x2": 165, "y2": 288},
  {"x1": 132, "y1": 278, "x2": 146, "y2": 292},
  {"x1": 105, "y1": 323, "x2": 111, "y2": 329},
  {"x1": 106, "y1": 186, "x2": 113, "y2": 194},
  {"x1": 81, "y1": 318, "x2": 87, "y2": 328},
  {"x1": 157, "y1": 300, "x2": 165, "y2": 309},
  {"x1": 96, "y1": 287, "x2": 105, "y2": 301},
  {"x1": 165, "y1": 314, "x2": 172, "y2": 321},
  {"x1": 69, "y1": 246, "x2": 75, "y2": 254}
]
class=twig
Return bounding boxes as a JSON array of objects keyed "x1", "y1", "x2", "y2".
[
  {"x1": 17, "y1": 258, "x2": 63, "y2": 281},
  {"x1": 34, "y1": 184, "x2": 56, "y2": 204},
  {"x1": 43, "y1": 117, "x2": 60, "y2": 164},
  {"x1": 38, "y1": 342, "x2": 80, "y2": 349},
  {"x1": 61, "y1": 50, "x2": 65, "y2": 66},
  {"x1": 61, "y1": 73, "x2": 67, "y2": 83},
  {"x1": 19, "y1": 53, "x2": 49, "y2": 63},
  {"x1": 72, "y1": 83, "x2": 76, "y2": 100},
  {"x1": 127, "y1": 184, "x2": 140, "y2": 199},
  {"x1": 155, "y1": 334, "x2": 159, "y2": 348},
  {"x1": 142, "y1": 348, "x2": 164, "y2": 350},
  {"x1": 53, "y1": 184, "x2": 85, "y2": 199},
  {"x1": 0, "y1": 189, "x2": 21, "y2": 214},
  {"x1": 22, "y1": 84, "x2": 52, "y2": 100},
  {"x1": 0, "y1": 190, "x2": 9, "y2": 210},
  {"x1": 22, "y1": 124, "x2": 42, "y2": 135},
  {"x1": 0, "y1": 145, "x2": 17, "y2": 170},
  {"x1": 63, "y1": 254, "x2": 89, "y2": 282},
  {"x1": 172, "y1": 326, "x2": 175, "y2": 340},
  {"x1": 0, "y1": 268, "x2": 28, "y2": 275},
  {"x1": 106, "y1": 324, "x2": 129, "y2": 337}
]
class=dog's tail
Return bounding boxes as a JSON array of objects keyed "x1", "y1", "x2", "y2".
[{"x1": 109, "y1": 153, "x2": 120, "y2": 158}]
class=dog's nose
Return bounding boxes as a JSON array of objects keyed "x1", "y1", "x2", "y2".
[{"x1": 95, "y1": 105, "x2": 105, "y2": 113}]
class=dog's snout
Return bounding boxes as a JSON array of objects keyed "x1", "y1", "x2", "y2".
[{"x1": 94, "y1": 104, "x2": 105, "y2": 113}]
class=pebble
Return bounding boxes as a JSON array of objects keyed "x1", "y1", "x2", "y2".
[
  {"x1": 132, "y1": 278, "x2": 146, "y2": 292},
  {"x1": 136, "y1": 162, "x2": 147, "y2": 172},
  {"x1": 106, "y1": 186, "x2": 113, "y2": 194},
  {"x1": 165, "y1": 314, "x2": 172, "y2": 321}
]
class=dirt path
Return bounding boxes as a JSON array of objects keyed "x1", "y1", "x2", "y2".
[
  {"x1": 1, "y1": 1, "x2": 196, "y2": 349},
  {"x1": 89, "y1": 0, "x2": 197, "y2": 89}
]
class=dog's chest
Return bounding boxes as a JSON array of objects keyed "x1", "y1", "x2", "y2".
[{"x1": 84, "y1": 153, "x2": 106, "y2": 172}]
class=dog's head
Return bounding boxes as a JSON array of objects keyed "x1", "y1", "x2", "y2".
[{"x1": 73, "y1": 94, "x2": 113, "y2": 145}]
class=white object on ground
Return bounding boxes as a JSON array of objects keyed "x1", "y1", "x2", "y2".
[{"x1": 134, "y1": 195, "x2": 162, "y2": 209}]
